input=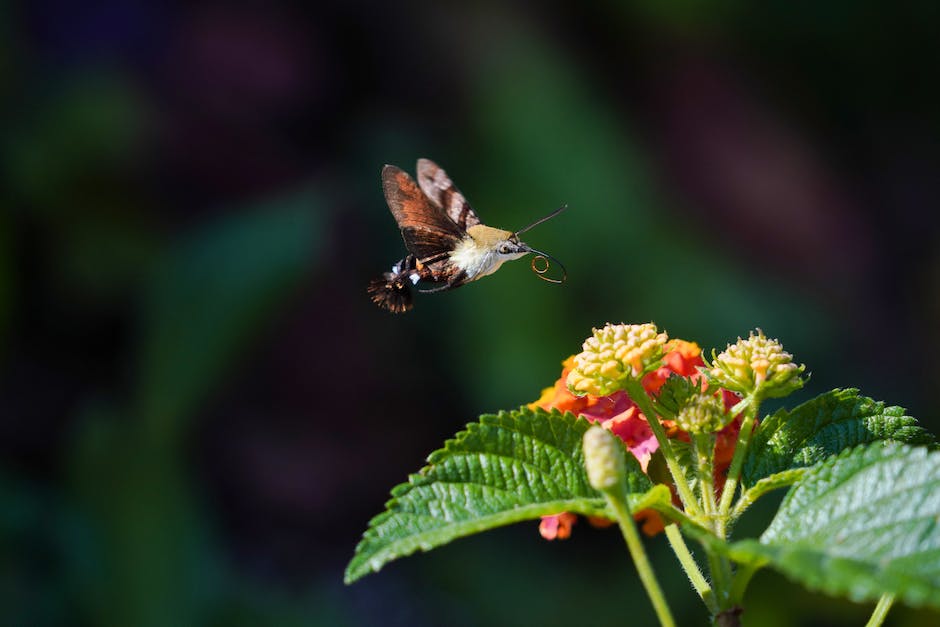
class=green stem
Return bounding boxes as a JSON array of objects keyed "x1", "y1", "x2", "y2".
[
  {"x1": 655, "y1": 504, "x2": 736, "y2": 613},
  {"x1": 729, "y1": 468, "x2": 806, "y2": 522},
  {"x1": 728, "y1": 561, "x2": 760, "y2": 606},
  {"x1": 728, "y1": 485, "x2": 759, "y2": 522},
  {"x1": 692, "y1": 433, "x2": 718, "y2": 522},
  {"x1": 691, "y1": 430, "x2": 735, "y2": 611},
  {"x1": 623, "y1": 378, "x2": 702, "y2": 517},
  {"x1": 706, "y1": 550, "x2": 734, "y2": 609},
  {"x1": 864, "y1": 594, "x2": 895, "y2": 627},
  {"x1": 665, "y1": 523, "x2": 717, "y2": 614},
  {"x1": 651, "y1": 503, "x2": 711, "y2": 535},
  {"x1": 606, "y1": 488, "x2": 676, "y2": 627},
  {"x1": 717, "y1": 399, "x2": 760, "y2": 523}
]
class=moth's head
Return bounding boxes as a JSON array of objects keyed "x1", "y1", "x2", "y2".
[
  {"x1": 462, "y1": 206, "x2": 568, "y2": 283},
  {"x1": 467, "y1": 225, "x2": 530, "y2": 261}
]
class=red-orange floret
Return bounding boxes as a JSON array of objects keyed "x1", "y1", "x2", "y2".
[
  {"x1": 538, "y1": 512, "x2": 578, "y2": 540},
  {"x1": 534, "y1": 341, "x2": 717, "y2": 538}
]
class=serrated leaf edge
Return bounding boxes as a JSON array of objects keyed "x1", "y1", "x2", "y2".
[
  {"x1": 345, "y1": 406, "x2": 653, "y2": 583},
  {"x1": 743, "y1": 388, "x2": 933, "y2": 487}
]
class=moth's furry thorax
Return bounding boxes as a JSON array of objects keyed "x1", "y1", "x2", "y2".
[{"x1": 449, "y1": 225, "x2": 528, "y2": 280}]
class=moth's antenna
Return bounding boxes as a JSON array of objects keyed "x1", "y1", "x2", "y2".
[
  {"x1": 525, "y1": 247, "x2": 567, "y2": 284},
  {"x1": 514, "y1": 204, "x2": 568, "y2": 236}
]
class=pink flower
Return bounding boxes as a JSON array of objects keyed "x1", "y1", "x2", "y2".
[
  {"x1": 532, "y1": 341, "x2": 709, "y2": 539},
  {"x1": 539, "y1": 512, "x2": 578, "y2": 540}
]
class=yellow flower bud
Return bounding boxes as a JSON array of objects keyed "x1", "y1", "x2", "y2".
[
  {"x1": 708, "y1": 329, "x2": 805, "y2": 399},
  {"x1": 567, "y1": 323, "x2": 668, "y2": 396},
  {"x1": 583, "y1": 426, "x2": 626, "y2": 492}
]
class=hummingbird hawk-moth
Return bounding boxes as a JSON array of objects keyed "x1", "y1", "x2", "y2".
[{"x1": 368, "y1": 158, "x2": 567, "y2": 313}]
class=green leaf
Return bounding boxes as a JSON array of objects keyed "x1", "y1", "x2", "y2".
[
  {"x1": 729, "y1": 443, "x2": 940, "y2": 608},
  {"x1": 137, "y1": 191, "x2": 321, "y2": 441},
  {"x1": 743, "y1": 389, "x2": 934, "y2": 487},
  {"x1": 345, "y1": 407, "x2": 653, "y2": 583}
]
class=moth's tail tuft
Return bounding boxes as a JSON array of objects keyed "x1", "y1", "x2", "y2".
[{"x1": 368, "y1": 272, "x2": 414, "y2": 313}]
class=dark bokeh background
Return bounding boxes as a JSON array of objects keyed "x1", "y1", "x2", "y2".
[{"x1": 3, "y1": 2, "x2": 939, "y2": 626}]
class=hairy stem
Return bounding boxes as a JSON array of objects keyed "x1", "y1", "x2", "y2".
[
  {"x1": 623, "y1": 378, "x2": 702, "y2": 517},
  {"x1": 729, "y1": 561, "x2": 760, "y2": 606},
  {"x1": 864, "y1": 594, "x2": 895, "y2": 627},
  {"x1": 606, "y1": 488, "x2": 676, "y2": 627},
  {"x1": 692, "y1": 433, "x2": 718, "y2": 522},
  {"x1": 706, "y1": 549, "x2": 734, "y2": 610},
  {"x1": 729, "y1": 468, "x2": 806, "y2": 522},
  {"x1": 717, "y1": 399, "x2": 760, "y2": 524},
  {"x1": 665, "y1": 523, "x2": 717, "y2": 614}
]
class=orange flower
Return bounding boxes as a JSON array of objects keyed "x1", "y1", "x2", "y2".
[
  {"x1": 715, "y1": 389, "x2": 743, "y2": 470},
  {"x1": 634, "y1": 509, "x2": 666, "y2": 536},
  {"x1": 535, "y1": 341, "x2": 708, "y2": 538},
  {"x1": 539, "y1": 512, "x2": 578, "y2": 540},
  {"x1": 642, "y1": 339, "x2": 704, "y2": 393}
]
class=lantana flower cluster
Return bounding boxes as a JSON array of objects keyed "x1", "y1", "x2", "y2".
[
  {"x1": 707, "y1": 329, "x2": 805, "y2": 400},
  {"x1": 531, "y1": 323, "x2": 752, "y2": 540}
]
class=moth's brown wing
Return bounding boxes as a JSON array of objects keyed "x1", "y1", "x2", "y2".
[
  {"x1": 416, "y1": 158, "x2": 481, "y2": 230},
  {"x1": 382, "y1": 165, "x2": 464, "y2": 261}
]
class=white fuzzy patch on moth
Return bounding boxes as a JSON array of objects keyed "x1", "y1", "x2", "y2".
[{"x1": 449, "y1": 235, "x2": 527, "y2": 280}]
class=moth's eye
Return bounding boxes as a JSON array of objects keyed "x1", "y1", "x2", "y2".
[{"x1": 498, "y1": 244, "x2": 512, "y2": 254}]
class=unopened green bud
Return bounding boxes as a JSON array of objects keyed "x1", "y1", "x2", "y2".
[
  {"x1": 708, "y1": 329, "x2": 805, "y2": 400},
  {"x1": 675, "y1": 392, "x2": 729, "y2": 434},
  {"x1": 655, "y1": 374, "x2": 700, "y2": 418},
  {"x1": 567, "y1": 323, "x2": 668, "y2": 396},
  {"x1": 583, "y1": 426, "x2": 626, "y2": 492}
]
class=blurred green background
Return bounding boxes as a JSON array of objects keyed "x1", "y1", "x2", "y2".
[{"x1": 3, "y1": 2, "x2": 939, "y2": 625}]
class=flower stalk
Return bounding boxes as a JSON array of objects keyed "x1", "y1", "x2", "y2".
[
  {"x1": 716, "y1": 401, "x2": 759, "y2": 528},
  {"x1": 691, "y1": 432, "x2": 718, "y2": 520},
  {"x1": 584, "y1": 426, "x2": 676, "y2": 627},
  {"x1": 864, "y1": 594, "x2": 895, "y2": 627},
  {"x1": 623, "y1": 377, "x2": 703, "y2": 518},
  {"x1": 664, "y1": 523, "x2": 717, "y2": 613}
]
